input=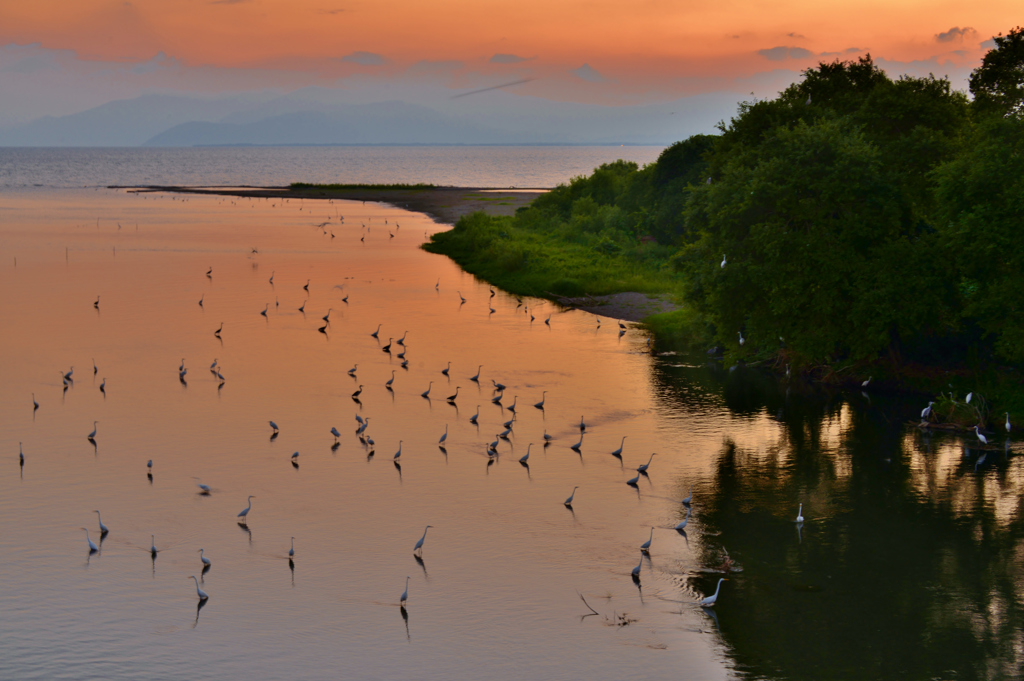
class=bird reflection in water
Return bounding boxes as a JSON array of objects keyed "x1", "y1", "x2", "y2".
[
  {"x1": 193, "y1": 597, "x2": 207, "y2": 629},
  {"x1": 399, "y1": 606, "x2": 410, "y2": 642}
]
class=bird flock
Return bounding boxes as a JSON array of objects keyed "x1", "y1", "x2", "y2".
[{"x1": 13, "y1": 196, "x2": 773, "y2": 623}]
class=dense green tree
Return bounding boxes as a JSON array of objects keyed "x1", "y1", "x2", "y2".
[{"x1": 969, "y1": 26, "x2": 1024, "y2": 117}]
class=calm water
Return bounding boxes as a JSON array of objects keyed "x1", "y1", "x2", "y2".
[
  {"x1": 1, "y1": 153, "x2": 1022, "y2": 680},
  {"x1": 0, "y1": 146, "x2": 665, "y2": 189}
]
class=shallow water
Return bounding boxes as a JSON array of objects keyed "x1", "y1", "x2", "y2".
[{"x1": 1, "y1": 187, "x2": 1022, "y2": 681}]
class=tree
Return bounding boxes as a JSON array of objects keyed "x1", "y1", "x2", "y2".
[{"x1": 969, "y1": 26, "x2": 1024, "y2": 117}]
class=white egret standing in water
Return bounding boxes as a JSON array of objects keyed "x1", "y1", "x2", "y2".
[
  {"x1": 400, "y1": 576, "x2": 410, "y2": 606},
  {"x1": 721, "y1": 254, "x2": 727, "y2": 268},
  {"x1": 1005, "y1": 413, "x2": 1011, "y2": 433},
  {"x1": 199, "y1": 549, "x2": 211, "y2": 567},
  {"x1": 637, "y1": 453, "x2": 655, "y2": 472},
  {"x1": 564, "y1": 486, "x2": 578, "y2": 506},
  {"x1": 699, "y1": 578, "x2": 727, "y2": 607},
  {"x1": 681, "y1": 485, "x2": 693, "y2": 505},
  {"x1": 470, "y1": 406, "x2": 480, "y2": 424},
  {"x1": 237, "y1": 495, "x2": 254, "y2": 522},
  {"x1": 438, "y1": 425, "x2": 448, "y2": 446},
  {"x1": 81, "y1": 528, "x2": 98, "y2": 552},
  {"x1": 795, "y1": 503, "x2": 804, "y2": 524},
  {"x1": 470, "y1": 366, "x2": 482, "y2": 382},
  {"x1": 189, "y1": 576, "x2": 209, "y2": 601},
  {"x1": 421, "y1": 381, "x2": 433, "y2": 398},
  {"x1": 611, "y1": 437, "x2": 626, "y2": 457},
  {"x1": 94, "y1": 511, "x2": 108, "y2": 534},
  {"x1": 87, "y1": 421, "x2": 98, "y2": 440},
  {"x1": 738, "y1": 331, "x2": 745, "y2": 346},
  {"x1": 150, "y1": 535, "x2": 158, "y2": 557},
  {"x1": 534, "y1": 391, "x2": 547, "y2": 409},
  {"x1": 269, "y1": 421, "x2": 279, "y2": 433},
  {"x1": 973, "y1": 426, "x2": 988, "y2": 446},
  {"x1": 640, "y1": 528, "x2": 653, "y2": 554},
  {"x1": 289, "y1": 537, "x2": 295, "y2": 558},
  {"x1": 519, "y1": 443, "x2": 533, "y2": 463},
  {"x1": 394, "y1": 441, "x2": 403, "y2": 461},
  {"x1": 675, "y1": 508, "x2": 691, "y2": 530},
  {"x1": 631, "y1": 551, "x2": 643, "y2": 579},
  {"x1": 413, "y1": 526, "x2": 432, "y2": 554}
]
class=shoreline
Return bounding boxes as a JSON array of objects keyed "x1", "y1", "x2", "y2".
[{"x1": 112, "y1": 184, "x2": 548, "y2": 227}]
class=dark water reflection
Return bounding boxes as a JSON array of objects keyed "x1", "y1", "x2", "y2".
[{"x1": 650, "y1": 361, "x2": 1024, "y2": 680}]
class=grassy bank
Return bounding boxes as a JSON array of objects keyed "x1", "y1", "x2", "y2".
[{"x1": 289, "y1": 182, "x2": 435, "y2": 191}]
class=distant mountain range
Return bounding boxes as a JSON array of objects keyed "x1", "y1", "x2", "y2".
[{"x1": 0, "y1": 87, "x2": 740, "y2": 147}]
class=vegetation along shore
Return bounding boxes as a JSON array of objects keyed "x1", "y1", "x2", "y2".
[{"x1": 424, "y1": 30, "x2": 1024, "y2": 426}]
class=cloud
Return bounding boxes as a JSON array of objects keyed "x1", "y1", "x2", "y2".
[
  {"x1": 981, "y1": 38, "x2": 997, "y2": 49},
  {"x1": 320, "y1": 8, "x2": 344, "y2": 14},
  {"x1": 757, "y1": 46, "x2": 813, "y2": 61},
  {"x1": 131, "y1": 51, "x2": 181, "y2": 75},
  {"x1": 490, "y1": 53, "x2": 532, "y2": 64},
  {"x1": 571, "y1": 63, "x2": 609, "y2": 83},
  {"x1": 341, "y1": 51, "x2": 388, "y2": 66},
  {"x1": 407, "y1": 59, "x2": 463, "y2": 74},
  {"x1": 819, "y1": 47, "x2": 866, "y2": 57},
  {"x1": 936, "y1": 27, "x2": 976, "y2": 43},
  {"x1": 786, "y1": 32, "x2": 806, "y2": 39}
]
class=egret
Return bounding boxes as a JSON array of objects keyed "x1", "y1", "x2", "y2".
[
  {"x1": 237, "y1": 495, "x2": 254, "y2": 522},
  {"x1": 289, "y1": 537, "x2": 295, "y2": 558},
  {"x1": 197, "y1": 482, "x2": 211, "y2": 495},
  {"x1": 150, "y1": 535, "x2": 158, "y2": 557},
  {"x1": 371, "y1": 324, "x2": 381, "y2": 338},
  {"x1": 544, "y1": 315, "x2": 551, "y2": 326},
  {"x1": 579, "y1": 416, "x2": 587, "y2": 432},
  {"x1": 348, "y1": 364, "x2": 357, "y2": 376},
  {"x1": 189, "y1": 575, "x2": 209, "y2": 601},
  {"x1": 19, "y1": 442, "x2": 24, "y2": 466},
  {"x1": 400, "y1": 576, "x2": 410, "y2": 606},
  {"x1": 397, "y1": 331, "x2": 408, "y2": 345},
  {"x1": 795, "y1": 503, "x2": 804, "y2": 524},
  {"x1": 413, "y1": 526, "x2": 432, "y2": 554},
  {"x1": 298, "y1": 301, "x2": 306, "y2": 313},
  {"x1": 93, "y1": 359, "x2": 98, "y2": 375},
  {"x1": 611, "y1": 436, "x2": 626, "y2": 457},
  {"x1": 401, "y1": 359, "x2": 409, "y2": 369},
  {"x1": 215, "y1": 322, "x2": 223, "y2": 337},
  {"x1": 441, "y1": 362, "x2": 451, "y2": 376},
  {"x1": 570, "y1": 433, "x2": 584, "y2": 452},
  {"x1": 206, "y1": 266, "x2": 212, "y2": 278},
  {"x1": 438, "y1": 425, "x2": 448, "y2": 446},
  {"x1": 492, "y1": 379, "x2": 506, "y2": 392},
  {"x1": 355, "y1": 414, "x2": 364, "y2": 425},
  {"x1": 543, "y1": 431, "x2": 553, "y2": 442},
  {"x1": 564, "y1": 486, "x2": 578, "y2": 507},
  {"x1": 1006, "y1": 413, "x2": 1012, "y2": 433},
  {"x1": 357, "y1": 418, "x2": 370, "y2": 434},
  {"x1": 681, "y1": 485, "x2": 693, "y2": 505},
  {"x1": 385, "y1": 370, "x2": 396, "y2": 389},
  {"x1": 268, "y1": 271, "x2": 274, "y2": 285},
  {"x1": 291, "y1": 451, "x2": 299, "y2": 461},
  {"x1": 640, "y1": 528, "x2": 653, "y2": 554},
  {"x1": 331, "y1": 427, "x2": 341, "y2": 440},
  {"x1": 534, "y1": 391, "x2": 547, "y2": 409},
  {"x1": 179, "y1": 368, "x2": 188, "y2": 380},
  {"x1": 507, "y1": 396, "x2": 518, "y2": 412},
  {"x1": 502, "y1": 414, "x2": 516, "y2": 429},
  {"x1": 269, "y1": 420, "x2": 279, "y2": 433},
  {"x1": 394, "y1": 441, "x2": 403, "y2": 461},
  {"x1": 675, "y1": 508, "x2": 692, "y2": 530},
  {"x1": 210, "y1": 358, "x2": 218, "y2": 372},
  {"x1": 966, "y1": 392, "x2": 973, "y2": 404},
  {"x1": 738, "y1": 331, "x2": 745, "y2": 346},
  {"x1": 470, "y1": 366, "x2": 482, "y2": 382},
  {"x1": 435, "y1": 278, "x2": 440, "y2": 290},
  {"x1": 147, "y1": 459, "x2": 153, "y2": 471},
  {"x1": 470, "y1": 406, "x2": 480, "y2": 424},
  {"x1": 626, "y1": 474, "x2": 640, "y2": 486},
  {"x1": 64, "y1": 366, "x2": 74, "y2": 381},
  {"x1": 304, "y1": 279, "x2": 310, "y2": 292},
  {"x1": 199, "y1": 549, "x2": 211, "y2": 567},
  {"x1": 519, "y1": 443, "x2": 532, "y2": 463},
  {"x1": 499, "y1": 427, "x2": 512, "y2": 440},
  {"x1": 260, "y1": 303, "x2": 268, "y2": 317},
  {"x1": 489, "y1": 287, "x2": 496, "y2": 298},
  {"x1": 973, "y1": 426, "x2": 988, "y2": 446},
  {"x1": 32, "y1": 394, "x2": 38, "y2": 410},
  {"x1": 491, "y1": 392, "x2": 503, "y2": 405},
  {"x1": 87, "y1": 421, "x2": 98, "y2": 440},
  {"x1": 199, "y1": 294, "x2": 204, "y2": 307},
  {"x1": 489, "y1": 306, "x2": 496, "y2": 314},
  {"x1": 861, "y1": 376, "x2": 872, "y2": 388},
  {"x1": 921, "y1": 401, "x2": 934, "y2": 419},
  {"x1": 699, "y1": 578, "x2": 727, "y2": 607},
  {"x1": 382, "y1": 338, "x2": 393, "y2": 353},
  {"x1": 488, "y1": 435, "x2": 500, "y2": 451},
  {"x1": 458, "y1": 291, "x2": 466, "y2": 303},
  {"x1": 323, "y1": 309, "x2": 333, "y2": 324},
  {"x1": 421, "y1": 381, "x2": 433, "y2": 398},
  {"x1": 637, "y1": 453, "x2": 655, "y2": 473},
  {"x1": 447, "y1": 387, "x2": 460, "y2": 403},
  {"x1": 352, "y1": 385, "x2": 364, "y2": 398},
  {"x1": 82, "y1": 528, "x2": 98, "y2": 552},
  {"x1": 720, "y1": 254, "x2": 727, "y2": 268},
  {"x1": 631, "y1": 551, "x2": 643, "y2": 579},
  {"x1": 92, "y1": 295, "x2": 100, "y2": 309}
]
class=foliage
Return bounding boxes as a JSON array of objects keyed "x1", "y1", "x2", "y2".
[{"x1": 969, "y1": 26, "x2": 1024, "y2": 118}]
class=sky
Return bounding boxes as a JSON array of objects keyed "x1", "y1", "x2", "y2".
[{"x1": 0, "y1": 0, "x2": 1019, "y2": 128}]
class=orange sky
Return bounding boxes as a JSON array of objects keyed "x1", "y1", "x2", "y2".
[
  {"x1": 1, "y1": 0, "x2": 1015, "y2": 71},
  {"x1": 0, "y1": 0, "x2": 1019, "y2": 125}
]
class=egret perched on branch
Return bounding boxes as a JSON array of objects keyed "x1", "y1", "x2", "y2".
[{"x1": 921, "y1": 401, "x2": 934, "y2": 419}]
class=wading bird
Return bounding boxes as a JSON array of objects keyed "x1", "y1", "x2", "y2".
[
  {"x1": 570, "y1": 433, "x2": 583, "y2": 452},
  {"x1": 681, "y1": 485, "x2": 693, "y2": 505},
  {"x1": 237, "y1": 495, "x2": 254, "y2": 523},
  {"x1": 87, "y1": 421, "x2": 98, "y2": 440},
  {"x1": 269, "y1": 420, "x2": 279, "y2": 433},
  {"x1": 447, "y1": 387, "x2": 460, "y2": 403},
  {"x1": 348, "y1": 364, "x2": 357, "y2": 376},
  {"x1": 421, "y1": 381, "x2": 433, "y2": 398},
  {"x1": 94, "y1": 511, "x2": 109, "y2": 534},
  {"x1": 469, "y1": 406, "x2": 480, "y2": 424},
  {"x1": 289, "y1": 537, "x2": 295, "y2": 558},
  {"x1": 640, "y1": 528, "x2": 653, "y2": 554},
  {"x1": 385, "y1": 371, "x2": 396, "y2": 390},
  {"x1": 795, "y1": 504, "x2": 804, "y2": 524},
  {"x1": 413, "y1": 526, "x2": 432, "y2": 555},
  {"x1": 82, "y1": 528, "x2": 98, "y2": 553},
  {"x1": 738, "y1": 331, "x2": 745, "y2": 346},
  {"x1": 631, "y1": 551, "x2": 643, "y2": 580},
  {"x1": 150, "y1": 535, "x2": 159, "y2": 557},
  {"x1": 675, "y1": 508, "x2": 692, "y2": 531},
  {"x1": 394, "y1": 441, "x2": 403, "y2": 461},
  {"x1": 199, "y1": 549, "x2": 211, "y2": 567},
  {"x1": 352, "y1": 385, "x2": 363, "y2": 398},
  {"x1": 519, "y1": 443, "x2": 532, "y2": 464},
  {"x1": 534, "y1": 392, "x2": 546, "y2": 409},
  {"x1": 973, "y1": 426, "x2": 988, "y2": 446},
  {"x1": 441, "y1": 362, "x2": 451, "y2": 376},
  {"x1": 371, "y1": 324, "x2": 381, "y2": 338},
  {"x1": 438, "y1": 425, "x2": 448, "y2": 446},
  {"x1": 564, "y1": 486, "x2": 578, "y2": 507},
  {"x1": 611, "y1": 436, "x2": 626, "y2": 457},
  {"x1": 400, "y1": 576, "x2": 410, "y2": 606},
  {"x1": 470, "y1": 366, "x2": 482, "y2": 382},
  {"x1": 699, "y1": 578, "x2": 727, "y2": 607},
  {"x1": 189, "y1": 576, "x2": 209, "y2": 601}
]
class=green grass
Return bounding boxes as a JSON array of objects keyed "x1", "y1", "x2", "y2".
[
  {"x1": 289, "y1": 182, "x2": 435, "y2": 191},
  {"x1": 424, "y1": 212, "x2": 683, "y2": 301}
]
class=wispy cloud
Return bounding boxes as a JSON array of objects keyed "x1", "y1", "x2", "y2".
[
  {"x1": 936, "y1": 26, "x2": 977, "y2": 43},
  {"x1": 341, "y1": 51, "x2": 388, "y2": 66},
  {"x1": 490, "y1": 53, "x2": 532, "y2": 64},
  {"x1": 757, "y1": 46, "x2": 813, "y2": 61},
  {"x1": 571, "y1": 63, "x2": 609, "y2": 83}
]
